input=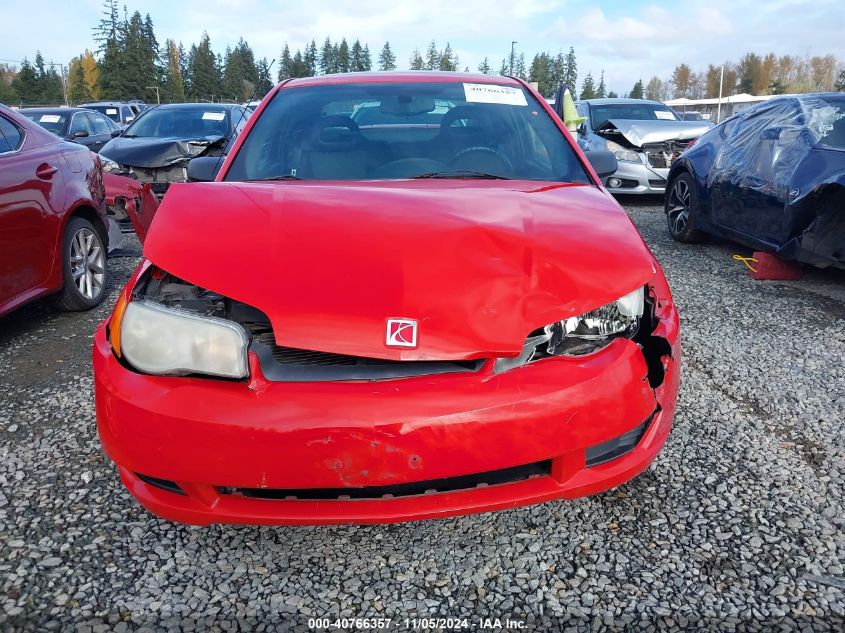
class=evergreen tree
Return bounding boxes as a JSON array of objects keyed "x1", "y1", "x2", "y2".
[
  {"x1": 94, "y1": 0, "x2": 125, "y2": 99},
  {"x1": 351, "y1": 40, "x2": 364, "y2": 72},
  {"x1": 361, "y1": 45, "x2": 372, "y2": 71},
  {"x1": 607, "y1": 90, "x2": 618, "y2": 98},
  {"x1": 551, "y1": 50, "x2": 565, "y2": 89},
  {"x1": 477, "y1": 57, "x2": 491, "y2": 75},
  {"x1": 337, "y1": 39, "x2": 350, "y2": 73},
  {"x1": 304, "y1": 40, "x2": 318, "y2": 76},
  {"x1": 439, "y1": 43, "x2": 457, "y2": 71},
  {"x1": 256, "y1": 57, "x2": 273, "y2": 95},
  {"x1": 319, "y1": 38, "x2": 335, "y2": 74},
  {"x1": 425, "y1": 40, "x2": 439, "y2": 71},
  {"x1": 68, "y1": 56, "x2": 91, "y2": 103},
  {"x1": 579, "y1": 72, "x2": 596, "y2": 99},
  {"x1": 223, "y1": 38, "x2": 259, "y2": 100},
  {"x1": 630, "y1": 78, "x2": 645, "y2": 99},
  {"x1": 378, "y1": 42, "x2": 396, "y2": 71},
  {"x1": 514, "y1": 53, "x2": 526, "y2": 79},
  {"x1": 289, "y1": 50, "x2": 307, "y2": 78},
  {"x1": 186, "y1": 32, "x2": 220, "y2": 100},
  {"x1": 11, "y1": 58, "x2": 39, "y2": 104},
  {"x1": 563, "y1": 46, "x2": 577, "y2": 90},
  {"x1": 409, "y1": 49, "x2": 424, "y2": 70},
  {"x1": 162, "y1": 39, "x2": 185, "y2": 102},
  {"x1": 529, "y1": 52, "x2": 552, "y2": 95},
  {"x1": 596, "y1": 71, "x2": 607, "y2": 98},
  {"x1": 499, "y1": 59, "x2": 509, "y2": 75},
  {"x1": 279, "y1": 43, "x2": 292, "y2": 81}
]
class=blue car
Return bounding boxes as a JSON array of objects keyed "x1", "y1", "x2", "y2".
[{"x1": 665, "y1": 93, "x2": 845, "y2": 269}]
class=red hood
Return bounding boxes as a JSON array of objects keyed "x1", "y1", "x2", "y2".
[{"x1": 143, "y1": 180, "x2": 658, "y2": 360}]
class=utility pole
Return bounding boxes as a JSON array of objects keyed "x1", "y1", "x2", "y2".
[
  {"x1": 716, "y1": 64, "x2": 724, "y2": 123},
  {"x1": 510, "y1": 41, "x2": 517, "y2": 76},
  {"x1": 146, "y1": 86, "x2": 160, "y2": 104}
]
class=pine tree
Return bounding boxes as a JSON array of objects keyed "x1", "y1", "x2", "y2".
[
  {"x1": 378, "y1": 42, "x2": 396, "y2": 71},
  {"x1": 11, "y1": 58, "x2": 39, "y2": 104},
  {"x1": 514, "y1": 53, "x2": 526, "y2": 79},
  {"x1": 304, "y1": 40, "x2": 318, "y2": 76},
  {"x1": 162, "y1": 39, "x2": 185, "y2": 102},
  {"x1": 439, "y1": 43, "x2": 457, "y2": 71},
  {"x1": 563, "y1": 46, "x2": 577, "y2": 90},
  {"x1": 361, "y1": 45, "x2": 372, "y2": 71},
  {"x1": 409, "y1": 49, "x2": 424, "y2": 70},
  {"x1": 223, "y1": 39, "x2": 259, "y2": 100},
  {"x1": 186, "y1": 32, "x2": 220, "y2": 100},
  {"x1": 337, "y1": 39, "x2": 350, "y2": 73},
  {"x1": 579, "y1": 72, "x2": 596, "y2": 99},
  {"x1": 0, "y1": 64, "x2": 18, "y2": 104},
  {"x1": 596, "y1": 71, "x2": 607, "y2": 98},
  {"x1": 425, "y1": 41, "x2": 439, "y2": 71},
  {"x1": 279, "y1": 43, "x2": 292, "y2": 81},
  {"x1": 350, "y1": 40, "x2": 364, "y2": 72},
  {"x1": 499, "y1": 59, "x2": 509, "y2": 75},
  {"x1": 95, "y1": 0, "x2": 126, "y2": 99},
  {"x1": 529, "y1": 53, "x2": 552, "y2": 96},
  {"x1": 630, "y1": 78, "x2": 644, "y2": 99},
  {"x1": 319, "y1": 38, "x2": 334, "y2": 75},
  {"x1": 256, "y1": 57, "x2": 273, "y2": 95},
  {"x1": 477, "y1": 57, "x2": 491, "y2": 74}
]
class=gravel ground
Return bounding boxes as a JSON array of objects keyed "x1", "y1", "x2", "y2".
[{"x1": 1, "y1": 199, "x2": 843, "y2": 632}]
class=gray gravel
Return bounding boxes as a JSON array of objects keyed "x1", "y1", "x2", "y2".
[{"x1": 1, "y1": 200, "x2": 843, "y2": 632}]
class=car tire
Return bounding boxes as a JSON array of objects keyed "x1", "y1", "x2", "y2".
[
  {"x1": 665, "y1": 172, "x2": 703, "y2": 243},
  {"x1": 55, "y1": 216, "x2": 108, "y2": 311}
]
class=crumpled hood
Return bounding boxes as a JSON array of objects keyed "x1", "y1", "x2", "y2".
[
  {"x1": 99, "y1": 135, "x2": 225, "y2": 169},
  {"x1": 597, "y1": 119, "x2": 711, "y2": 147},
  {"x1": 143, "y1": 180, "x2": 658, "y2": 360}
]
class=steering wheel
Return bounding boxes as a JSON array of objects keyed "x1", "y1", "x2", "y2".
[{"x1": 448, "y1": 146, "x2": 513, "y2": 173}]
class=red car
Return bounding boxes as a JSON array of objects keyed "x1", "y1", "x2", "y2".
[
  {"x1": 94, "y1": 72, "x2": 680, "y2": 525},
  {"x1": 0, "y1": 105, "x2": 109, "y2": 316}
]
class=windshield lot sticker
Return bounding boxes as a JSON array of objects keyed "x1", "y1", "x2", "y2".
[
  {"x1": 39, "y1": 114, "x2": 62, "y2": 123},
  {"x1": 655, "y1": 110, "x2": 675, "y2": 120},
  {"x1": 106, "y1": 108, "x2": 118, "y2": 114},
  {"x1": 464, "y1": 83, "x2": 527, "y2": 106},
  {"x1": 202, "y1": 111, "x2": 226, "y2": 121}
]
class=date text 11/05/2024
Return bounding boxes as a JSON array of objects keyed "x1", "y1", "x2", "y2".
[{"x1": 307, "y1": 617, "x2": 527, "y2": 629}]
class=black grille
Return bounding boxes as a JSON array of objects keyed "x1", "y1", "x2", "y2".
[
  {"x1": 585, "y1": 410, "x2": 656, "y2": 467},
  {"x1": 220, "y1": 460, "x2": 552, "y2": 501},
  {"x1": 250, "y1": 332, "x2": 485, "y2": 382}
]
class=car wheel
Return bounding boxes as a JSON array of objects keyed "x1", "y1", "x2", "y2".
[
  {"x1": 56, "y1": 216, "x2": 108, "y2": 311},
  {"x1": 665, "y1": 172, "x2": 702, "y2": 243}
]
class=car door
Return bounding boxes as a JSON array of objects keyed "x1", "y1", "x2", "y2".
[
  {"x1": 0, "y1": 113, "x2": 64, "y2": 311},
  {"x1": 86, "y1": 112, "x2": 113, "y2": 152},
  {"x1": 68, "y1": 111, "x2": 97, "y2": 150}
]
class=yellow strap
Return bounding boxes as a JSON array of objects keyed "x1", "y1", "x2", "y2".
[{"x1": 733, "y1": 254, "x2": 758, "y2": 273}]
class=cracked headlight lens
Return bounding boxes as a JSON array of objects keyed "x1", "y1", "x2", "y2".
[
  {"x1": 494, "y1": 287, "x2": 644, "y2": 373},
  {"x1": 605, "y1": 140, "x2": 641, "y2": 163}
]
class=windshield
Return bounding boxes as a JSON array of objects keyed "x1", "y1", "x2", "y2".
[
  {"x1": 21, "y1": 111, "x2": 67, "y2": 135},
  {"x1": 225, "y1": 81, "x2": 591, "y2": 183},
  {"x1": 123, "y1": 106, "x2": 229, "y2": 139},
  {"x1": 810, "y1": 96, "x2": 845, "y2": 150},
  {"x1": 590, "y1": 103, "x2": 680, "y2": 128},
  {"x1": 85, "y1": 105, "x2": 121, "y2": 122}
]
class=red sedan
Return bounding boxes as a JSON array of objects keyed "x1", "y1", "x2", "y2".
[
  {"x1": 94, "y1": 72, "x2": 680, "y2": 525},
  {"x1": 0, "y1": 105, "x2": 109, "y2": 316}
]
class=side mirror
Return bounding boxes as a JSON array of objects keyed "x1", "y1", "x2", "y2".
[
  {"x1": 110, "y1": 129, "x2": 122, "y2": 138},
  {"x1": 187, "y1": 156, "x2": 222, "y2": 182},
  {"x1": 582, "y1": 147, "x2": 619, "y2": 179},
  {"x1": 73, "y1": 130, "x2": 89, "y2": 138}
]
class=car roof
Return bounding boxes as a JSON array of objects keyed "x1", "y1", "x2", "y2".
[
  {"x1": 148, "y1": 102, "x2": 240, "y2": 109},
  {"x1": 18, "y1": 107, "x2": 90, "y2": 114},
  {"x1": 284, "y1": 71, "x2": 523, "y2": 88},
  {"x1": 579, "y1": 98, "x2": 666, "y2": 106},
  {"x1": 79, "y1": 101, "x2": 134, "y2": 106}
]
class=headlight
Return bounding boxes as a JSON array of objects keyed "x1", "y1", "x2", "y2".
[
  {"x1": 101, "y1": 157, "x2": 122, "y2": 173},
  {"x1": 494, "y1": 287, "x2": 644, "y2": 373},
  {"x1": 605, "y1": 141, "x2": 640, "y2": 163},
  {"x1": 119, "y1": 300, "x2": 249, "y2": 378}
]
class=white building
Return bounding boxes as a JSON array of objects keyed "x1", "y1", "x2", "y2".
[{"x1": 664, "y1": 93, "x2": 787, "y2": 123}]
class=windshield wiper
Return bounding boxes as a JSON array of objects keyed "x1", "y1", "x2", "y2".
[
  {"x1": 413, "y1": 170, "x2": 511, "y2": 180},
  {"x1": 246, "y1": 174, "x2": 303, "y2": 181}
]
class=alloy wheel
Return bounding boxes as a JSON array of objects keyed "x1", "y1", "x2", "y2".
[
  {"x1": 667, "y1": 179, "x2": 691, "y2": 235},
  {"x1": 69, "y1": 227, "x2": 105, "y2": 300}
]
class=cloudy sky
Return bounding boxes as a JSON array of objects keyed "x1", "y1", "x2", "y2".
[{"x1": 4, "y1": 0, "x2": 844, "y2": 93}]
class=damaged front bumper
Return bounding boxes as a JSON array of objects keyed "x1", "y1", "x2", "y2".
[
  {"x1": 604, "y1": 158, "x2": 671, "y2": 195},
  {"x1": 93, "y1": 296, "x2": 680, "y2": 526}
]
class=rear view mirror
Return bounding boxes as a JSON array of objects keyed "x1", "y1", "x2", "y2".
[
  {"x1": 187, "y1": 156, "x2": 222, "y2": 182},
  {"x1": 582, "y1": 147, "x2": 619, "y2": 179},
  {"x1": 73, "y1": 130, "x2": 89, "y2": 138}
]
